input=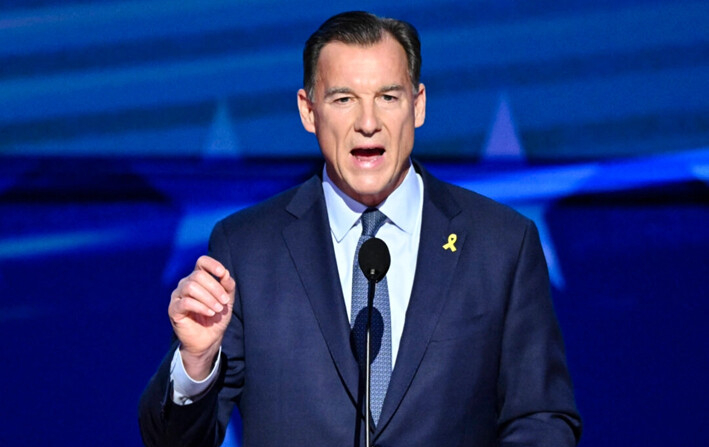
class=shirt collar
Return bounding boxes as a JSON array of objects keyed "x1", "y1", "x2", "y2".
[{"x1": 322, "y1": 162, "x2": 422, "y2": 243}]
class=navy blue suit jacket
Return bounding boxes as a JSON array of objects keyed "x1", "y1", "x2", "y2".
[{"x1": 139, "y1": 164, "x2": 581, "y2": 446}]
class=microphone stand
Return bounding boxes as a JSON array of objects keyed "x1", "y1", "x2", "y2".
[{"x1": 365, "y1": 273, "x2": 376, "y2": 447}]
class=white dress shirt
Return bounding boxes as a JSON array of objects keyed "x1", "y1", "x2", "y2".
[{"x1": 171, "y1": 163, "x2": 424, "y2": 404}]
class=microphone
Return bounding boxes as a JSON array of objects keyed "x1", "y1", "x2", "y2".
[
  {"x1": 357, "y1": 237, "x2": 390, "y2": 446},
  {"x1": 359, "y1": 237, "x2": 390, "y2": 282}
]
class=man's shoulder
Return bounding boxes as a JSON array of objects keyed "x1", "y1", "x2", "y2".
[
  {"x1": 217, "y1": 175, "x2": 321, "y2": 232},
  {"x1": 423, "y1": 168, "x2": 531, "y2": 230}
]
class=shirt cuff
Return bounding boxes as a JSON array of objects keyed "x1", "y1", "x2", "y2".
[{"x1": 169, "y1": 346, "x2": 221, "y2": 406}]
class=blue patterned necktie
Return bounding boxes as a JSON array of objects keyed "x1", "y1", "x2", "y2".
[{"x1": 350, "y1": 208, "x2": 391, "y2": 425}]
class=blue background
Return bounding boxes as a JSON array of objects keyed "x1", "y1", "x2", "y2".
[{"x1": 1, "y1": 1, "x2": 707, "y2": 445}]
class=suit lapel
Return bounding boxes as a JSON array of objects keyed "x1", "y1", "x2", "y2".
[
  {"x1": 376, "y1": 167, "x2": 466, "y2": 434},
  {"x1": 281, "y1": 177, "x2": 361, "y2": 402}
]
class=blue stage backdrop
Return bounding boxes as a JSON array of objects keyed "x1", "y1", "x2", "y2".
[{"x1": 1, "y1": 1, "x2": 708, "y2": 446}]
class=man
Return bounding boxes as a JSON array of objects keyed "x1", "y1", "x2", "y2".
[{"x1": 139, "y1": 11, "x2": 581, "y2": 446}]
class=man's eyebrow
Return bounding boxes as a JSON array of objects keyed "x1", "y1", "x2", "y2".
[
  {"x1": 324, "y1": 87, "x2": 354, "y2": 99},
  {"x1": 379, "y1": 84, "x2": 405, "y2": 93}
]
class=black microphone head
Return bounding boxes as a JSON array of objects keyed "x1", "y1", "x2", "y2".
[{"x1": 358, "y1": 237, "x2": 390, "y2": 282}]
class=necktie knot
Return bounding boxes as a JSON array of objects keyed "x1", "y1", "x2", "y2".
[{"x1": 361, "y1": 208, "x2": 387, "y2": 238}]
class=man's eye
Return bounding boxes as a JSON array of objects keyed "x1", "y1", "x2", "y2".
[
  {"x1": 335, "y1": 97, "x2": 351, "y2": 104},
  {"x1": 381, "y1": 95, "x2": 397, "y2": 102}
]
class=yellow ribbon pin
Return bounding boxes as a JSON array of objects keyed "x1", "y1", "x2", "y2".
[{"x1": 442, "y1": 233, "x2": 457, "y2": 252}]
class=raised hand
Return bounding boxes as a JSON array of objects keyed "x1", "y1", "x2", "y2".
[{"x1": 168, "y1": 255, "x2": 235, "y2": 380}]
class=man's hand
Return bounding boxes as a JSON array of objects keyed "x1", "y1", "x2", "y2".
[{"x1": 168, "y1": 255, "x2": 235, "y2": 380}]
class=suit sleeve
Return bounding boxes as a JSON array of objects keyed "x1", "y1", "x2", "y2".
[
  {"x1": 496, "y1": 220, "x2": 582, "y2": 446},
  {"x1": 138, "y1": 220, "x2": 245, "y2": 447}
]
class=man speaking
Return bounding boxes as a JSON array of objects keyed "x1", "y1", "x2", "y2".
[{"x1": 139, "y1": 11, "x2": 581, "y2": 446}]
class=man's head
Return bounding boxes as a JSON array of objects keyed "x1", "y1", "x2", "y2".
[{"x1": 297, "y1": 11, "x2": 426, "y2": 207}]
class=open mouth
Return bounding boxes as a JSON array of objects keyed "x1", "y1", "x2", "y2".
[{"x1": 351, "y1": 147, "x2": 385, "y2": 160}]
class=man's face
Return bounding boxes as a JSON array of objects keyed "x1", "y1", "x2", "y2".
[{"x1": 298, "y1": 34, "x2": 426, "y2": 207}]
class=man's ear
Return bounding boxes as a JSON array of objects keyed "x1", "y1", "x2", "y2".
[
  {"x1": 414, "y1": 83, "x2": 426, "y2": 128},
  {"x1": 297, "y1": 89, "x2": 316, "y2": 134}
]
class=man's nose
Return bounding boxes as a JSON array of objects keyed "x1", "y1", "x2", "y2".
[{"x1": 354, "y1": 102, "x2": 381, "y2": 135}]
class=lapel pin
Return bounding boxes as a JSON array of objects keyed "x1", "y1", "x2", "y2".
[{"x1": 442, "y1": 233, "x2": 457, "y2": 252}]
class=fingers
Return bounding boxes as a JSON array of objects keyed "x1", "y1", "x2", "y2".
[
  {"x1": 171, "y1": 256, "x2": 235, "y2": 317},
  {"x1": 172, "y1": 286, "x2": 222, "y2": 317},
  {"x1": 195, "y1": 255, "x2": 236, "y2": 300}
]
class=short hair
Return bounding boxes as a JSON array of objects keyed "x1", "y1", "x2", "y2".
[{"x1": 303, "y1": 11, "x2": 422, "y2": 100}]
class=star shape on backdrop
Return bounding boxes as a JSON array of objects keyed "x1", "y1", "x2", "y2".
[
  {"x1": 475, "y1": 93, "x2": 566, "y2": 288},
  {"x1": 203, "y1": 100, "x2": 242, "y2": 159},
  {"x1": 159, "y1": 99, "x2": 246, "y2": 286}
]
